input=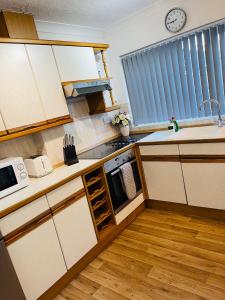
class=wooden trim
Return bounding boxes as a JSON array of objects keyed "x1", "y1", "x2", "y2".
[
  {"x1": 7, "y1": 120, "x2": 47, "y2": 134},
  {"x1": 62, "y1": 77, "x2": 111, "y2": 86},
  {"x1": 46, "y1": 115, "x2": 71, "y2": 124},
  {"x1": 0, "y1": 37, "x2": 109, "y2": 49},
  {"x1": 51, "y1": 189, "x2": 85, "y2": 215},
  {"x1": 89, "y1": 104, "x2": 120, "y2": 115},
  {"x1": 4, "y1": 210, "x2": 52, "y2": 246},
  {"x1": 134, "y1": 146, "x2": 149, "y2": 199},
  {"x1": 141, "y1": 155, "x2": 180, "y2": 162},
  {"x1": 38, "y1": 202, "x2": 145, "y2": 300},
  {"x1": 100, "y1": 50, "x2": 116, "y2": 106},
  {"x1": 0, "y1": 130, "x2": 7, "y2": 136},
  {"x1": 181, "y1": 158, "x2": 225, "y2": 163},
  {"x1": 146, "y1": 199, "x2": 225, "y2": 221},
  {"x1": 0, "y1": 117, "x2": 73, "y2": 143},
  {"x1": 180, "y1": 155, "x2": 225, "y2": 163}
]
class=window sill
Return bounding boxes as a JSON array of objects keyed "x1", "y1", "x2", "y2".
[{"x1": 130, "y1": 116, "x2": 220, "y2": 134}]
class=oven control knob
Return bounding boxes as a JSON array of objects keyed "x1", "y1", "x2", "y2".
[
  {"x1": 20, "y1": 171, "x2": 27, "y2": 179},
  {"x1": 17, "y1": 163, "x2": 24, "y2": 171}
]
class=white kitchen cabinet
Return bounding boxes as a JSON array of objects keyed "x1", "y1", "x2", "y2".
[
  {"x1": 182, "y1": 162, "x2": 225, "y2": 209},
  {"x1": 52, "y1": 46, "x2": 99, "y2": 82},
  {"x1": 143, "y1": 161, "x2": 187, "y2": 204},
  {"x1": 51, "y1": 195, "x2": 97, "y2": 269},
  {"x1": 0, "y1": 44, "x2": 46, "y2": 131},
  {"x1": 26, "y1": 45, "x2": 69, "y2": 121},
  {"x1": 7, "y1": 218, "x2": 67, "y2": 300},
  {"x1": 0, "y1": 111, "x2": 6, "y2": 134}
]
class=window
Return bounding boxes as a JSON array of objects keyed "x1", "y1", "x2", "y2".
[{"x1": 122, "y1": 23, "x2": 225, "y2": 126}]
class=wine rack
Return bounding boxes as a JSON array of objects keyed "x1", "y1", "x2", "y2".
[{"x1": 83, "y1": 166, "x2": 115, "y2": 240}]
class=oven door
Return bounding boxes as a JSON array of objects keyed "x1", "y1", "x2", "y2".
[
  {"x1": 0, "y1": 165, "x2": 18, "y2": 198},
  {"x1": 106, "y1": 168, "x2": 128, "y2": 213},
  {"x1": 106, "y1": 159, "x2": 142, "y2": 213}
]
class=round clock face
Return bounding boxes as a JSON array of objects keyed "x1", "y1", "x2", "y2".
[{"x1": 165, "y1": 8, "x2": 186, "y2": 33}]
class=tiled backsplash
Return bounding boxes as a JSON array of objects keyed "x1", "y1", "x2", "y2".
[
  {"x1": 0, "y1": 135, "x2": 39, "y2": 160},
  {"x1": 0, "y1": 97, "x2": 121, "y2": 166}
]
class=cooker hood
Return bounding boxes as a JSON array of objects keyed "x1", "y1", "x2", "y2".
[{"x1": 63, "y1": 79, "x2": 112, "y2": 98}]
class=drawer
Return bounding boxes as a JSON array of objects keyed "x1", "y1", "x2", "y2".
[
  {"x1": 179, "y1": 143, "x2": 225, "y2": 155},
  {"x1": 46, "y1": 177, "x2": 84, "y2": 208},
  {"x1": 139, "y1": 144, "x2": 179, "y2": 156},
  {"x1": 0, "y1": 196, "x2": 49, "y2": 236}
]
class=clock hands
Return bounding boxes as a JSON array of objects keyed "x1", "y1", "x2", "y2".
[{"x1": 167, "y1": 19, "x2": 177, "y2": 25}]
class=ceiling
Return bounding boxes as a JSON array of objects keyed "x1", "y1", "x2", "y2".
[{"x1": 0, "y1": 0, "x2": 154, "y2": 28}]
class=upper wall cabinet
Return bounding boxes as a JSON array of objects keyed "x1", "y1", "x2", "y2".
[
  {"x1": 0, "y1": 112, "x2": 6, "y2": 135},
  {"x1": 0, "y1": 44, "x2": 46, "y2": 132},
  {"x1": 52, "y1": 46, "x2": 99, "y2": 82},
  {"x1": 26, "y1": 45, "x2": 69, "y2": 121}
]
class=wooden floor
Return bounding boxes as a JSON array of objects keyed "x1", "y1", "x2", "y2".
[{"x1": 55, "y1": 208, "x2": 225, "y2": 300}]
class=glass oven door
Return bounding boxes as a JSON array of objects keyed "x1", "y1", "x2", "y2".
[
  {"x1": 106, "y1": 168, "x2": 128, "y2": 212},
  {"x1": 106, "y1": 159, "x2": 142, "y2": 213}
]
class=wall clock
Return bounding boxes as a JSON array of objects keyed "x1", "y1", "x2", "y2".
[{"x1": 165, "y1": 8, "x2": 186, "y2": 33}]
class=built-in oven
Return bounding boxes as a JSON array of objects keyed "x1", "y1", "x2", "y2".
[{"x1": 104, "y1": 149, "x2": 142, "y2": 214}]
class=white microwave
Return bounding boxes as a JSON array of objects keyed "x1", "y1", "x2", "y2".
[{"x1": 0, "y1": 157, "x2": 29, "y2": 199}]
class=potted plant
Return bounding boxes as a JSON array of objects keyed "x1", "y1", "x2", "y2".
[{"x1": 112, "y1": 112, "x2": 131, "y2": 137}]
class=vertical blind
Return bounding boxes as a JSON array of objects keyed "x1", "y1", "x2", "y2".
[{"x1": 122, "y1": 23, "x2": 225, "y2": 126}]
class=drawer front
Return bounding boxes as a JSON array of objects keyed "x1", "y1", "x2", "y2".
[
  {"x1": 0, "y1": 196, "x2": 49, "y2": 236},
  {"x1": 179, "y1": 143, "x2": 225, "y2": 155},
  {"x1": 46, "y1": 177, "x2": 84, "y2": 208},
  {"x1": 139, "y1": 144, "x2": 179, "y2": 156}
]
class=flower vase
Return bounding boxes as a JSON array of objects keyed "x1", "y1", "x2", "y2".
[{"x1": 120, "y1": 125, "x2": 130, "y2": 137}]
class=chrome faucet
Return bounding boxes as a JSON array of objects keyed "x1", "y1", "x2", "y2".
[{"x1": 198, "y1": 99, "x2": 224, "y2": 127}]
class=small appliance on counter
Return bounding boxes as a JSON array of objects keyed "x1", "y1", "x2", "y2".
[
  {"x1": 63, "y1": 134, "x2": 79, "y2": 166},
  {"x1": 0, "y1": 157, "x2": 29, "y2": 199},
  {"x1": 24, "y1": 155, "x2": 53, "y2": 178}
]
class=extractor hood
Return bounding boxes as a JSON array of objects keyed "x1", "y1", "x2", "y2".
[{"x1": 63, "y1": 79, "x2": 112, "y2": 98}]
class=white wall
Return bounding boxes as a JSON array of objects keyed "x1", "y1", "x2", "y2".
[{"x1": 104, "y1": 0, "x2": 225, "y2": 108}]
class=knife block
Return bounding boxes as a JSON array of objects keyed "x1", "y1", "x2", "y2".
[{"x1": 63, "y1": 145, "x2": 79, "y2": 166}]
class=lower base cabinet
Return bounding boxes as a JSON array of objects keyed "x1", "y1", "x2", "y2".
[
  {"x1": 182, "y1": 162, "x2": 225, "y2": 210},
  {"x1": 52, "y1": 196, "x2": 97, "y2": 269},
  {"x1": 143, "y1": 161, "x2": 187, "y2": 204},
  {"x1": 7, "y1": 218, "x2": 67, "y2": 300}
]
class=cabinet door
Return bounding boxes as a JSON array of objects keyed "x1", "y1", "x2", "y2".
[
  {"x1": 7, "y1": 218, "x2": 67, "y2": 300},
  {"x1": 52, "y1": 195, "x2": 97, "y2": 269},
  {"x1": 0, "y1": 112, "x2": 6, "y2": 135},
  {"x1": 52, "y1": 46, "x2": 99, "y2": 82},
  {"x1": 143, "y1": 161, "x2": 187, "y2": 204},
  {"x1": 26, "y1": 45, "x2": 69, "y2": 121},
  {"x1": 182, "y1": 162, "x2": 225, "y2": 209},
  {"x1": 0, "y1": 44, "x2": 46, "y2": 131}
]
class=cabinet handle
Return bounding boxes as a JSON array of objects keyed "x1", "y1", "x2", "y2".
[{"x1": 4, "y1": 210, "x2": 52, "y2": 246}]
